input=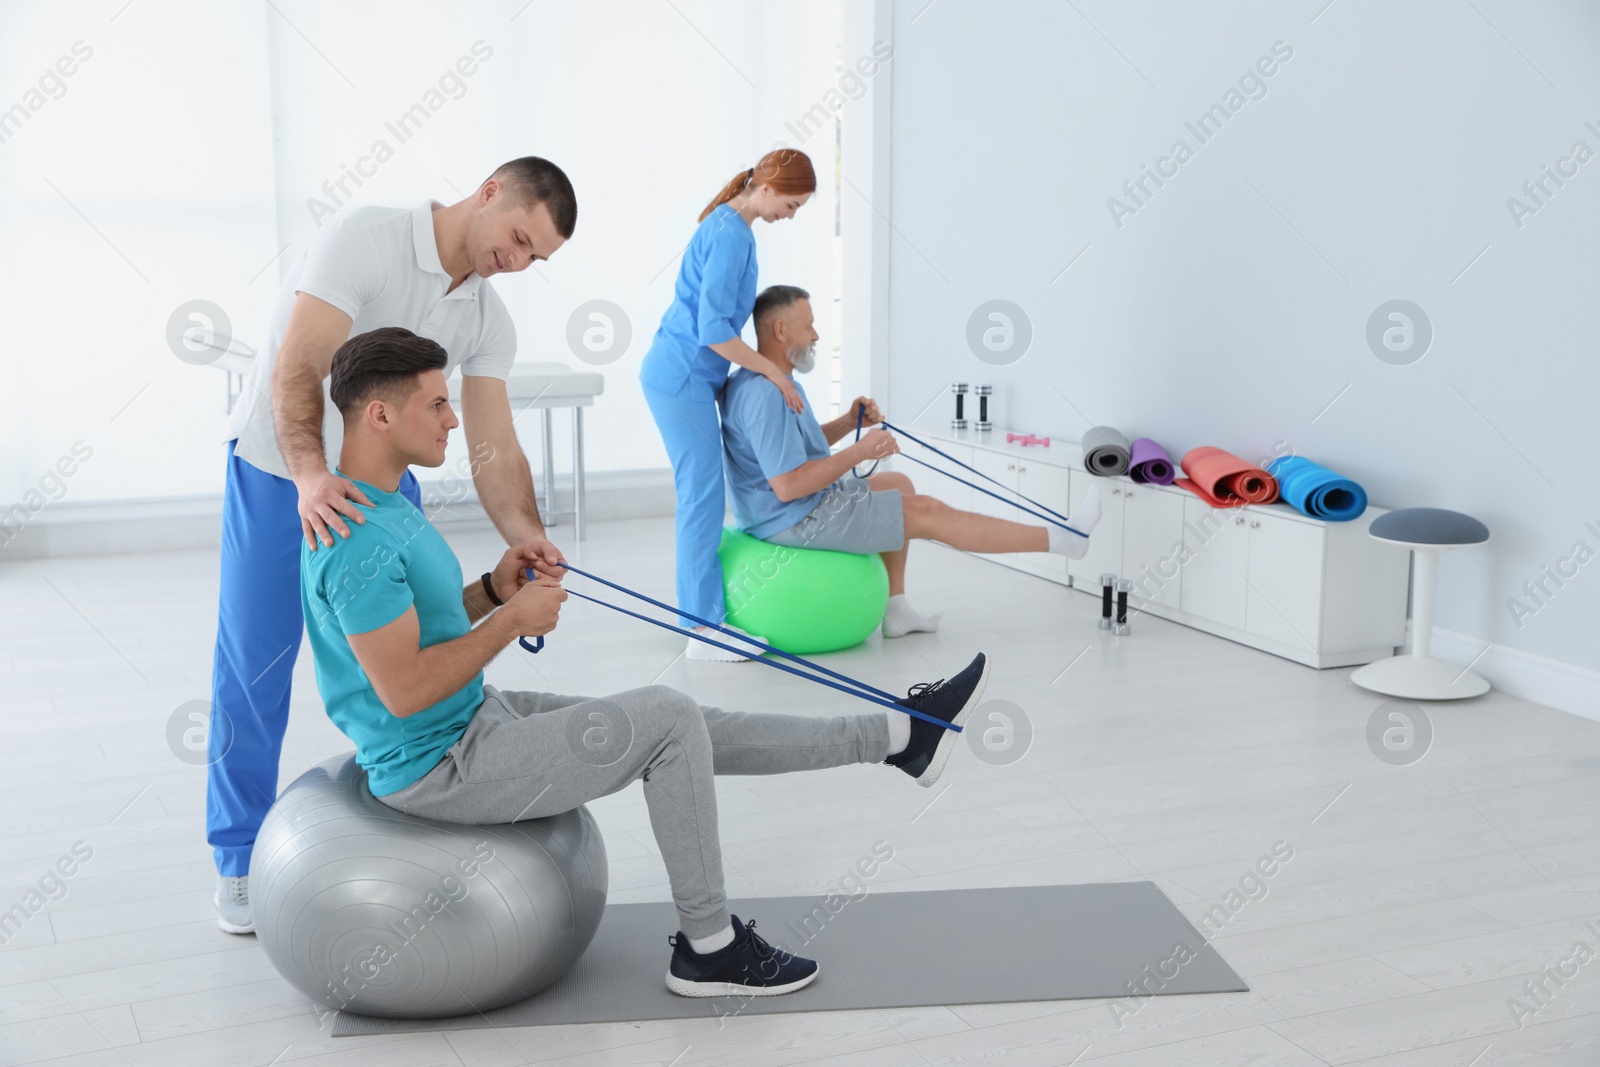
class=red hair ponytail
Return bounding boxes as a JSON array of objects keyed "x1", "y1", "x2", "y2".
[{"x1": 698, "y1": 148, "x2": 817, "y2": 222}]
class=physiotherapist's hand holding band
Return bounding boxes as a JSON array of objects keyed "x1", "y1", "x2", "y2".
[
  {"x1": 510, "y1": 536, "x2": 567, "y2": 581},
  {"x1": 488, "y1": 545, "x2": 549, "y2": 604}
]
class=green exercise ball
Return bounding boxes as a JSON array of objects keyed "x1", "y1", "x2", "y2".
[{"x1": 718, "y1": 527, "x2": 889, "y2": 654}]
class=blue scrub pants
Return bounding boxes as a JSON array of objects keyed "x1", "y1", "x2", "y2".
[
  {"x1": 206, "y1": 439, "x2": 420, "y2": 876},
  {"x1": 642, "y1": 381, "x2": 728, "y2": 628}
]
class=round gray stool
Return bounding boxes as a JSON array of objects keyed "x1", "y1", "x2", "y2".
[{"x1": 1352, "y1": 507, "x2": 1491, "y2": 700}]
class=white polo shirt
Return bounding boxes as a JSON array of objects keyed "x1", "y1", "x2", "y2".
[{"x1": 226, "y1": 201, "x2": 516, "y2": 480}]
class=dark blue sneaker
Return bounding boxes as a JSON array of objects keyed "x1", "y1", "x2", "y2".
[
  {"x1": 666, "y1": 914, "x2": 818, "y2": 997},
  {"x1": 885, "y1": 652, "x2": 990, "y2": 787}
]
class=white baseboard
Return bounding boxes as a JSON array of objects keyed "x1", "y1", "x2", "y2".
[
  {"x1": 0, "y1": 468, "x2": 677, "y2": 561},
  {"x1": 1413, "y1": 622, "x2": 1600, "y2": 725}
]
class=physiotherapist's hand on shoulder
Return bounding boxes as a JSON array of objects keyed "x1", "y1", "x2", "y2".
[
  {"x1": 511, "y1": 536, "x2": 567, "y2": 581},
  {"x1": 298, "y1": 471, "x2": 375, "y2": 550},
  {"x1": 764, "y1": 368, "x2": 805, "y2": 413}
]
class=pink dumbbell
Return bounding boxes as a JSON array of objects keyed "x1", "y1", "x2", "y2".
[{"x1": 1006, "y1": 432, "x2": 1050, "y2": 447}]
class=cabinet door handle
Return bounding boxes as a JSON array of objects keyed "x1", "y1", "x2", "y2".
[
  {"x1": 1125, "y1": 490, "x2": 1134, "y2": 498},
  {"x1": 1235, "y1": 516, "x2": 1245, "y2": 525},
  {"x1": 1111, "y1": 487, "x2": 1121, "y2": 495},
  {"x1": 1250, "y1": 520, "x2": 1260, "y2": 529},
  {"x1": 1007, "y1": 463, "x2": 1015, "y2": 471},
  {"x1": 1019, "y1": 464, "x2": 1027, "y2": 473}
]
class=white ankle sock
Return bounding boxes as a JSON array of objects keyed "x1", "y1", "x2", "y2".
[
  {"x1": 1047, "y1": 485, "x2": 1103, "y2": 560},
  {"x1": 884, "y1": 595, "x2": 942, "y2": 637},
  {"x1": 885, "y1": 711, "x2": 912, "y2": 755},
  {"x1": 688, "y1": 922, "x2": 735, "y2": 955}
]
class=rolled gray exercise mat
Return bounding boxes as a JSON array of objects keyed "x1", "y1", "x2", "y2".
[{"x1": 1080, "y1": 425, "x2": 1131, "y2": 476}]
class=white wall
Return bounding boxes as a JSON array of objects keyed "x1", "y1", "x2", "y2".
[
  {"x1": 881, "y1": 0, "x2": 1600, "y2": 680},
  {"x1": 0, "y1": 0, "x2": 842, "y2": 517}
]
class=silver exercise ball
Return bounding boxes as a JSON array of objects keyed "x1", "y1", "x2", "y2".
[{"x1": 249, "y1": 752, "x2": 608, "y2": 1019}]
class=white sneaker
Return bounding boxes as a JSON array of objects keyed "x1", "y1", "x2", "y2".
[
  {"x1": 685, "y1": 624, "x2": 767, "y2": 663},
  {"x1": 216, "y1": 874, "x2": 253, "y2": 934}
]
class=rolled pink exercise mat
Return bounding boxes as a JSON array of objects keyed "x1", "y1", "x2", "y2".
[
  {"x1": 1127, "y1": 438, "x2": 1175, "y2": 485},
  {"x1": 1174, "y1": 446, "x2": 1280, "y2": 508}
]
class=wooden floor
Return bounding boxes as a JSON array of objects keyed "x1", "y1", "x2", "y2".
[{"x1": 3, "y1": 514, "x2": 1599, "y2": 1066}]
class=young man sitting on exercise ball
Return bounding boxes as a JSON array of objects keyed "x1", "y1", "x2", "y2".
[
  {"x1": 298, "y1": 326, "x2": 990, "y2": 997},
  {"x1": 719, "y1": 285, "x2": 1103, "y2": 638}
]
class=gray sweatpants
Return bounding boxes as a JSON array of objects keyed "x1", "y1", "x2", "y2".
[{"x1": 376, "y1": 683, "x2": 892, "y2": 939}]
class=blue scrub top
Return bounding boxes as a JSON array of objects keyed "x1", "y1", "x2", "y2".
[{"x1": 640, "y1": 203, "x2": 758, "y2": 399}]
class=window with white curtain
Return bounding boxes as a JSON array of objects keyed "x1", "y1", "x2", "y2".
[{"x1": 0, "y1": 0, "x2": 841, "y2": 513}]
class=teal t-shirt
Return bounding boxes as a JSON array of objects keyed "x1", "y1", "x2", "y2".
[{"x1": 300, "y1": 472, "x2": 482, "y2": 795}]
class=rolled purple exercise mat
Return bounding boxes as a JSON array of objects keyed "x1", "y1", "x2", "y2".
[{"x1": 1128, "y1": 438, "x2": 1175, "y2": 485}]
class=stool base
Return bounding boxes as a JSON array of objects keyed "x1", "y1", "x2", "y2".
[{"x1": 1351, "y1": 654, "x2": 1490, "y2": 701}]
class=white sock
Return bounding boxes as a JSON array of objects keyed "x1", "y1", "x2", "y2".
[
  {"x1": 688, "y1": 922, "x2": 736, "y2": 955},
  {"x1": 884, "y1": 594, "x2": 942, "y2": 637},
  {"x1": 1047, "y1": 485, "x2": 1102, "y2": 560},
  {"x1": 885, "y1": 711, "x2": 912, "y2": 756}
]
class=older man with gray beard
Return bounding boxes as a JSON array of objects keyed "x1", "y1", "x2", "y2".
[{"x1": 717, "y1": 284, "x2": 1102, "y2": 640}]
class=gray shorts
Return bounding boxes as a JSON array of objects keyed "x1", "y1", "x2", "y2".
[{"x1": 763, "y1": 476, "x2": 905, "y2": 553}]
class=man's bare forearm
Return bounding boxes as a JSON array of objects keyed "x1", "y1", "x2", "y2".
[
  {"x1": 820, "y1": 414, "x2": 854, "y2": 446},
  {"x1": 272, "y1": 349, "x2": 332, "y2": 482},
  {"x1": 473, "y1": 441, "x2": 546, "y2": 545},
  {"x1": 392, "y1": 611, "x2": 518, "y2": 717},
  {"x1": 776, "y1": 448, "x2": 862, "y2": 502}
]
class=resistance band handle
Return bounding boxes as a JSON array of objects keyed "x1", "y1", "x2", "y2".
[
  {"x1": 851, "y1": 401, "x2": 879, "y2": 479},
  {"x1": 517, "y1": 566, "x2": 544, "y2": 653}
]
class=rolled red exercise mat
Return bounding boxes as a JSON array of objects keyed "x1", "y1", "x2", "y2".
[
  {"x1": 1127, "y1": 437, "x2": 1175, "y2": 485},
  {"x1": 1174, "y1": 446, "x2": 1280, "y2": 508},
  {"x1": 1079, "y1": 425, "x2": 1131, "y2": 476}
]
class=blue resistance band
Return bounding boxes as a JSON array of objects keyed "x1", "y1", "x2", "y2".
[
  {"x1": 514, "y1": 564, "x2": 959, "y2": 731},
  {"x1": 876, "y1": 420, "x2": 1090, "y2": 539},
  {"x1": 850, "y1": 402, "x2": 880, "y2": 479}
]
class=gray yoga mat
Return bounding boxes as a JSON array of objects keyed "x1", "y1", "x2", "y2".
[
  {"x1": 331, "y1": 883, "x2": 1246, "y2": 1036},
  {"x1": 1080, "y1": 425, "x2": 1131, "y2": 475}
]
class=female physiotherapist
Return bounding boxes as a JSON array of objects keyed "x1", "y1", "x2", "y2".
[{"x1": 641, "y1": 149, "x2": 816, "y2": 661}]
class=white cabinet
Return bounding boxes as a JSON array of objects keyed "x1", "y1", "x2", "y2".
[
  {"x1": 1180, "y1": 500, "x2": 1249, "y2": 629},
  {"x1": 965, "y1": 448, "x2": 1020, "y2": 565},
  {"x1": 901, "y1": 445, "x2": 973, "y2": 513},
  {"x1": 1065, "y1": 471, "x2": 1125, "y2": 585},
  {"x1": 1178, "y1": 501, "x2": 1324, "y2": 653},
  {"x1": 1244, "y1": 512, "x2": 1324, "y2": 657},
  {"x1": 1120, "y1": 483, "x2": 1185, "y2": 611},
  {"x1": 905, "y1": 424, "x2": 1410, "y2": 669},
  {"x1": 1016, "y1": 459, "x2": 1071, "y2": 575}
]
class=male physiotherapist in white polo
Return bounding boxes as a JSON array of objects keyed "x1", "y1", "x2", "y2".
[{"x1": 208, "y1": 157, "x2": 574, "y2": 933}]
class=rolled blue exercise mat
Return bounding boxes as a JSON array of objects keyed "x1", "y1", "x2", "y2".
[
  {"x1": 1079, "y1": 425, "x2": 1131, "y2": 476},
  {"x1": 1265, "y1": 455, "x2": 1368, "y2": 521}
]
